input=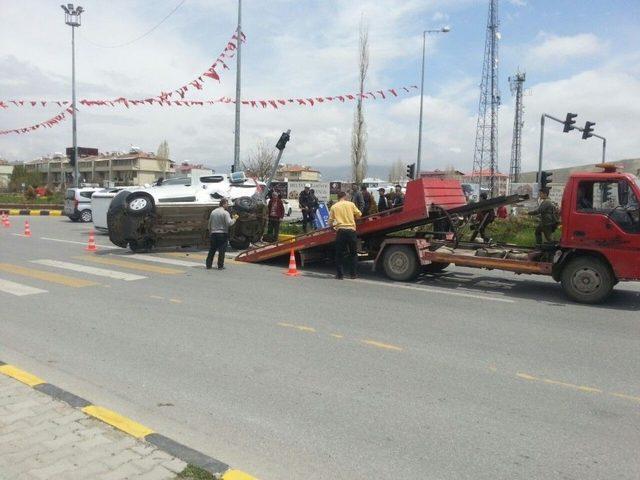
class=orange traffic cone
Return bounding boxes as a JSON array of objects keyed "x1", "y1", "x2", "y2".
[
  {"x1": 23, "y1": 220, "x2": 31, "y2": 237},
  {"x1": 284, "y1": 248, "x2": 300, "y2": 276},
  {"x1": 85, "y1": 230, "x2": 97, "y2": 252},
  {"x1": 2, "y1": 213, "x2": 9, "y2": 228}
]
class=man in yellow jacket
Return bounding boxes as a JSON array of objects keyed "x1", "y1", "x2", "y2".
[{"x1": 329, "y1": 191, "x2": 362, "y2": 279}]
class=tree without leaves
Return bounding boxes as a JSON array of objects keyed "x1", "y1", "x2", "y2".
[
  {"x1": 350, "y1": 17, "x2": 369, "y2": 184},
  {"x1": 156, "y1": 140, "x2": 170, "y2": 159},
  {"x1": 388, "y1": 158, "x2": 405, "y2": 183},
  {"x1": 242, "y1": 140, "x2": 276, "y2": 181}
]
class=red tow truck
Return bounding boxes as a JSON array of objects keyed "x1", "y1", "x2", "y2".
[{"x1": 237, "y1": 164, "x2": 640, "y2": 303}]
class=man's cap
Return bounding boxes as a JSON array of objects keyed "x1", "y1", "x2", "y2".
[
  {"x1": 304, "y1": 183, "x2": 311, "y2": 188},
  {"x1": 378, "y1": 187, "x2": 386, "y2": 192}
]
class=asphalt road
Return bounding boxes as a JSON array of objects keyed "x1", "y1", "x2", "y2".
[{"x1": 1, "y1": 216, "x2": 639, "y2": 479}]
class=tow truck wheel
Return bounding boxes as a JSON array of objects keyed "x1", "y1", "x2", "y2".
[
  {"x1": 382, "y1": 245, "x2": 419, "y2": 282},
  {"x1": 560, "y1": 256, "x2": 614, "y2": 304},
  {"x1": 422, "y1": 262, "x2": 450, "y2": 273}
]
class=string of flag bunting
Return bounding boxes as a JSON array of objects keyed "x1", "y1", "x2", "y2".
[
  {"x1": 0, "y1": 107, "x2": 75, "y2": 136},
  {"x1": 0, "y1": 85, "x2": 417, "y2": 110}
]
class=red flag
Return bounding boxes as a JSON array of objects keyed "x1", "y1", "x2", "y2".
[
  {"x1": 268, "y1": 100, "x2": 278, "y2": 109},
  {"x1": 203, "y1": 70, "x2": 220, "y2": 81},
  {"x1": 306, "y1": 98, "x2": 315, "y2": 106},
  {"x1": 259, "y1": 100, "x2": 267, "y2": 108},
  {"x1": 377, "y1": 90, "x2": 386, "y2": 99},
  {"x1": 388, "y1": 89, "x2": 398, "y2": 97},
  {"x1": 297, "y1": 99, "x2": 306, "y2": 105}
]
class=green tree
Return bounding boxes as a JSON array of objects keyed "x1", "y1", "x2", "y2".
[{"x1": 9, "y1": 165, "x2": 43, "y2": 192}]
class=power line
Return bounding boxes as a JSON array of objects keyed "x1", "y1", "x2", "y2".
[{"x1": 80, "y1": 0, "x2": 187, "y2": 49}]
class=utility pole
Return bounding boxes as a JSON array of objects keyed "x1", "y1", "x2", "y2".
[
  {"x1": 472, "y1": 0, "x2": 500, "y2": 196},
  {"x1": 233, "y1": 0, "x2": 242, "y2": 173},
  {"x1": 416, "y1": 26, "x2": 450, "y2": 177},
  {"x1": 508, "y1": 71, "x2": 526, "y2": 183},
  {"x1": 61, "y1": 4, "x2": 84, "y2": 187}
]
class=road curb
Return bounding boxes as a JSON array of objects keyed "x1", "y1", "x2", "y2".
[
  {"x1": 0, "y1": 209, "x2": 62, "y2": 216},
  {"x1": 0, "y1": 360, "x2": 257, "y2": 480}
]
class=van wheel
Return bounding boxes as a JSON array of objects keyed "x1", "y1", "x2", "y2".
[
  {"x1": 560, "y1": 256, "x2": 614, "y2": 304},
  {"x1": 125, "y1": 193, "x2": 154, "y2": 216},
  {"x1": 382, "y1": 245, "x2": 419, "y2": 281},
  {"x1": 80, "y1": 209, "x2": 92, "y2": 223}
]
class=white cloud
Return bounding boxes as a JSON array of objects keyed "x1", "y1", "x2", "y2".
[{"x1": 528, "y1": 33, "x2": 607, "y2": 68}]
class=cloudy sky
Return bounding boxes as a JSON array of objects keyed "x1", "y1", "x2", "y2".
[{"x1": 0, "y1": 0, "x2": 638, "y2": 178}]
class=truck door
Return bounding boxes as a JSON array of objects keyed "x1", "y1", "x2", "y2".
[{"x1": 568, "y1": 178, "x2": 640, "y2": 279}]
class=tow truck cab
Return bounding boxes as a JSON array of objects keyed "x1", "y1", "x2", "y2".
[{"x1": 558, "y1": 165, "x2": 640, "y2": 283}]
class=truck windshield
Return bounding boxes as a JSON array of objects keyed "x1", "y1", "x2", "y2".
[{"x1": 577, "y1": 179, "x2": 640, "y2": 233}]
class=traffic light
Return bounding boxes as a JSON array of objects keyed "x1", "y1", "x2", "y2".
[
  {"x1": 406, "y1": 163, "x2": 416, "y2": 179},
  {"x1": 275, "y1": 131, "x2": 290, "y2": 151},
  {"x1": 68, "y1": 150, "x2": 76, "y2": 167},
  {"x1": 582, "y1": 121, "x2": 596, "y2": 139},
  {"x1": 230, "y1": 164, "x2": 235, "y2": 173},
  {"x1": 540, "y1": 171, "x2": 553, "y2": 189},
  {"x1": 562, "y1": 113, "x2": 578, "y2": 133}
]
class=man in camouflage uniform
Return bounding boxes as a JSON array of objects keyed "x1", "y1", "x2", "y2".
[{"x1": 528, "y1": 188, "x2": 559, "y2": 244}]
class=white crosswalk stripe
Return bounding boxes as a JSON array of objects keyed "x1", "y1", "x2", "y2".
[
  {"x1": 112, "y1": 254, "x2": 202, "y2": 268},
  {"x1": 31, "y1": 259, "x2": 146, "y2": 281},
  {"x1": 0, "y1": 278, "x2": 47, "y2": 296}
]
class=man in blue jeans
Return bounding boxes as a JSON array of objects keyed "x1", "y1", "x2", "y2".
[{"x1": 206, "y1": 199, "x2": 237, "y2": 270}]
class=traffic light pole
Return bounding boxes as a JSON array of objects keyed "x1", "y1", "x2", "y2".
[{"x1": 538, "y1": 113, "x2": 607, "y2": 186}]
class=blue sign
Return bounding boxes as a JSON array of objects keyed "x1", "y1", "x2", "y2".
[{"x1": 314, "y1": 203, "x2": 330, "y2": 229}]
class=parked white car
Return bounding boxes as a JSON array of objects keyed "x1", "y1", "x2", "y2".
[{"x1": 64, "y1": 187, "x2": 101, "y2": 223}]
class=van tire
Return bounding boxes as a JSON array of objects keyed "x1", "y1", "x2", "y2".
[
  {"x1": 382, "y1": 245, "x2": 419, "y2": 282},
  {"x1": 560, "y1": 256, "x2": 614, "y2": 304},
  {"x1": 234, "y1": 196, "x2": 257, "y2": 213},
  {"x1": 125, "y1": 193, "x2": 154, "y2": 216}
]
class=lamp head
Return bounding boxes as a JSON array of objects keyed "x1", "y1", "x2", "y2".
[{"x1": 442, "y1": 26, "x2": 451, "y2": 33}]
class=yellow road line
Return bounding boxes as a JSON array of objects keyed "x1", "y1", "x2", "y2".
[
  {"x1": 517, "y1": 372, "x2": 601, "y2": 393},
  {"x1": 361, "y1": 339, "x2": 403, "y2": 352},
  {"x1": 0, "y1": 263, "x2": 97, "y2": 288},
  {"x1": 149, "y1": 295, "x2": 164, "y2": 300},
  {"x1": 330, "y1": 333, "x2": 344, "y2": 339},
  {"x1": 222, "y1": 470, "x2": 259, "y2": 480},
  {"x1": 277, "y1": 322, "x2": 316, "y2": 333},
  {"x1": 169, "y1": 298, "x2": 182, "y2": 304},
  {"x1": 82, "y1": 405, "x2": 154, "y2": 439},
  {"x1": 0, "y1": 364, "x2": 45, "y2": 387},
  {"x1": 610, "y1": 392, "x2": 640, "y2": 403},
  {"x1": 75, "y1": 256, "x2": 184, "y2": 275},
  {"x1": 542, "y1": 378, "x2": 602, "y2": 393},
  {"x1": 162, "y1": 252, "x2": 207, "y2": 260}
]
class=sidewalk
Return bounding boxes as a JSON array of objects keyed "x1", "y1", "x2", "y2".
[{"x1": 0, "y1": 373, "x2": 187, "y2": 480}]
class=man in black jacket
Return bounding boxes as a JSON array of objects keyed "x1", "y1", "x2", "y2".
[{"x1": 299, "y1": 184, "x2": 314, "y2": 233}]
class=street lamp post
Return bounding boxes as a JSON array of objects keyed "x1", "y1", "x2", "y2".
[
  {"x1": 416, "y1": 26, "x2": 450, "y2": 178},
  {"x1": 61, "y1": 3, "x2": 84, "y2": 188}
]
